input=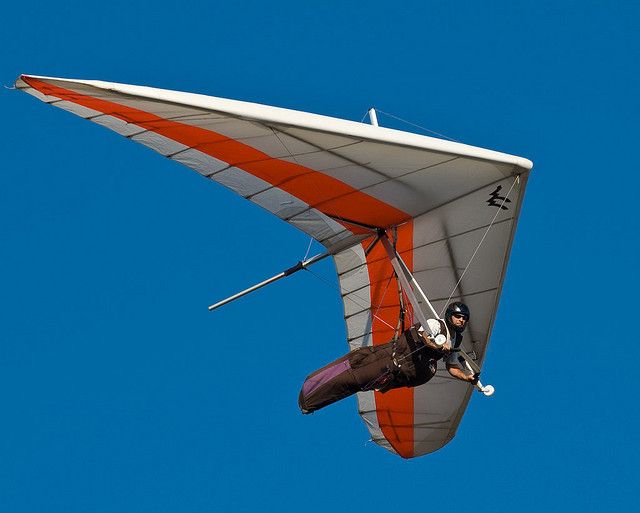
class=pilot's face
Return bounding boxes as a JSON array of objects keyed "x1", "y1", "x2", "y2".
[{"x1": 450, "y1": 313, "x2": 468, "y2": 329}]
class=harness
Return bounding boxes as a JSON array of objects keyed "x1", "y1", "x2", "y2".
[{"x1": 445, "y1": 327, "x2": 465, "y2": 369}]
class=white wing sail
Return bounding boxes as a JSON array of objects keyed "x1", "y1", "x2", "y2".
[{"x1": 17, "y1": 75, "x2": 532, "y2": 457}]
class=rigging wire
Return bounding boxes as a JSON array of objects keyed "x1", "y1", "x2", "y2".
[
  {"x1": 304, "y1": 267, "x2": 397, "y2": 331},
  {"x1": 285, "y1": 135, "x2": 519, "y2": 387},
  {"x1": 304, "y1": 172, "x2": 516, "y2": 384},
  {"x1": 270, "y1": 126, "x2": 301, "y2": 165},
  {"x1": 299, "y1": 176, "x2": 520, "y2": 388},
  {"x1": 341, "y1": 177, "x2": 519, "y2": 379},
  {"x1": 372, "y1": 273, "x2": 395, "y2": 326},
  {"x1": 439, "y1": 175, "x2": 520, "y2": 317},
  {"x1": 355, "y1": 175, "x2": 518, "y2": 387},
  {"x1": 373, "y1": 109, "x2": 460, "y2": 143},
  {"x1": 302, "y1": 237, "x2": 314, "y2": 261}
]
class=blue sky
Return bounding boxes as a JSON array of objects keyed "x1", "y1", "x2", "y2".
[{"x1": 2, "y1": 1, "x2": 638, "y2": 512}]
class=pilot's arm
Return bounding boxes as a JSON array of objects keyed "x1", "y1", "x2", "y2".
[{"x1": 446, "y1": 364, "x2": 477, "y2": 383}]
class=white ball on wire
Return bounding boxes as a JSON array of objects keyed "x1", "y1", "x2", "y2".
[{"x1": 482, "y1": 385, "x2": 495, "y2": 397}]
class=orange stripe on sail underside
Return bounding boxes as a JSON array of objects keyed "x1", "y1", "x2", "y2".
[
  {"x1": 365, "y1": 222, "x2": 415, "y2": 459},
  {"x1": 22, "y1": 76, "x2": 411, "y2": 230}
]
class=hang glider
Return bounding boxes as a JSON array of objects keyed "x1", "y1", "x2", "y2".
[{"x1": 16, "y1": 74, "x2": 532, "y2": 458}]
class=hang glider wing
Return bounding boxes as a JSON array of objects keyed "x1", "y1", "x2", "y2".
[{"x1": 17, "y1": 75, "x2": 532, "y2": 458}]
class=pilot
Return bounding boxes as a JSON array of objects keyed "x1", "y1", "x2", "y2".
[{"x1": 299, "y1": 301, "x2": 477, "y2": 414}]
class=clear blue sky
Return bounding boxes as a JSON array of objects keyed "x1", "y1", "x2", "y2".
[{"x1": 2, "y1": 1, "x2": 638, "y2": 512}]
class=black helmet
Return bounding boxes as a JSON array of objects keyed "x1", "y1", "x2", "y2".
[{"x1": 445, "y1": 302, "x2": 470, "y2": 333}]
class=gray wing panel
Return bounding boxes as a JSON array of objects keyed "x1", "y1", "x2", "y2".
[{"x1": 410, "y1": 175, "x2": 528, "y2": 456}]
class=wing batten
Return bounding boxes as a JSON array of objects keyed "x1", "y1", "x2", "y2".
[{"x1": 19, "y1": 76, "x2": 412, "y2": 240}]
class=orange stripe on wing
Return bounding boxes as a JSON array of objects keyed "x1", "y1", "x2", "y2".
[
  {"x1": 21, "y1": 76, "x2": 411, "y2": 231},
  {"x1": 366, "y1": 223, "x2": 415, "y2": 459},
  {"x1": 23, "y1": 76, "x2": 418, "y2": 456}
]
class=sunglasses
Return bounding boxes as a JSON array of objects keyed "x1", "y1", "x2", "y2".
[{"x1": 452, "y1": 313, "x2": 468, "y2": 320}]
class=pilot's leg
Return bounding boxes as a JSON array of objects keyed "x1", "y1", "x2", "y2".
[
  {"x1": 298, "y1": 352, "x2": 360, "y2": 414},
  {"x1": 298, "y1": 342, "x2": 395, "y2": 414}
]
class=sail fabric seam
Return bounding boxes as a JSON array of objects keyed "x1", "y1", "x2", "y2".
[
  {"x1": 277, "y1": 125, "x2": 472, "y2": 207},
  {"x1": 427, "y1": 287, "x2": 498, "y2": 303},
  {"x1": 305, "y1": 268, "x2": 396, "y2": 331},
  {"x1": 406, "y1": 180, "x2": 522, "y2": 448},
  {"x1": 336, "y1": 217, "x2": 514, "y2": 278},
  {"x1": 462, "y1": 175, "x2": 530, "y2": 371},
  {"x1": 425, "y1": 177, "x2": 526, "y2": 450},
  {"x1": 18, "y1": 76, "x2": 533, "y2": 169},
  {"x1": 276, "y1": 128, "x2": 398, "y2": 182},
  {"x1": 21, "y1": 77, "x2": 517, "y2": 227},
  {"x1": 21, "y1": 76, "x2": 402, "y2": 447},
  {"x1": 411, "y1": 217, "x2": 514, "y2": 256},
  {"x1": 411, "y1": 174, "x2": 520, "y2": 223},
  {"x1": 440, "y1": 176, "x2": 519, "y2": 316},
  {"x1": 20, "y1": 81, "x2": 354, "y2": 250},
  {"x1": 274, "y1": 125, "x2": 517, "y2": 206},
  {"x1": 340, "y1": 276, "x2": 499, "y2": 304},
  {"x1": 19, "y1": 76, "x2": 411, "y2": 232}
]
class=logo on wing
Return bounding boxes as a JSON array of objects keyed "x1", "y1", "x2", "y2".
[{"x1": 486, "y1": 185, "x2": 511, "y2": 210}]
